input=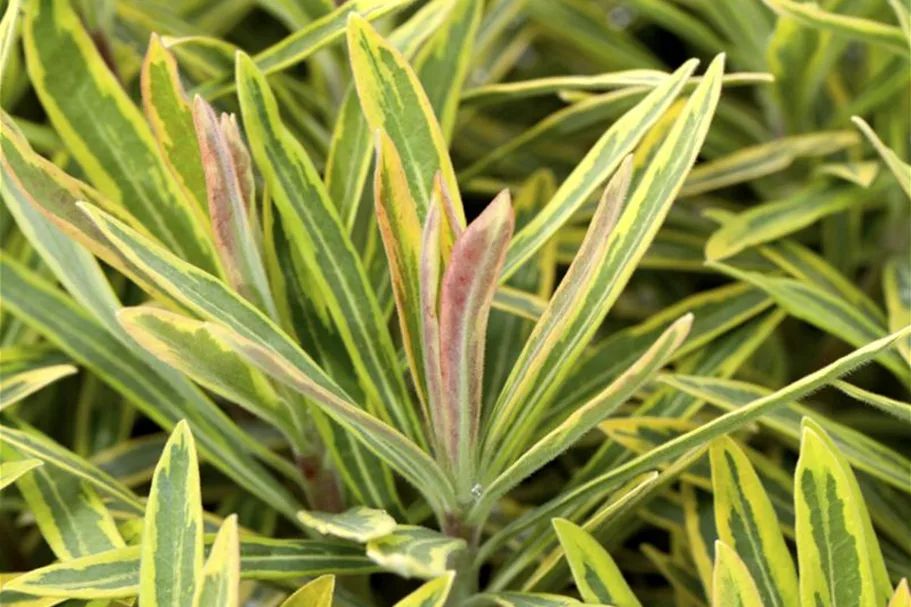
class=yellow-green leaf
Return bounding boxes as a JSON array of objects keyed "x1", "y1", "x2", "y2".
[
  {"x1": 0, "y1": 363, "x2": 77, "y2": 410},
  {"x1": 890, "y1": 580, "x2": 911, "y2": 607},
  {"x1": 0, "y1": 458, "x2": 42, "y2": 491},
  {"x1": 709, "y1": 437, "x2": 798, "y2": 607},
  {"x1": 394, "y1": 573, "x2": 454, "y2": 607},
  {"x1": 553, "y1": 518, "x2": 642, "y2": 607},
  {"x1": 297, "y1": 506, "x2": 396, "y2": 542},
  {"x1": 140, "y1": 421, "x2": 204, "y2": 607},
  {"x1": 279, "y1": 575, "x2": 335, "y2": 607},
  {"x1": 712, "y1": 540, "x2": 764, "y2": 607},
  {"x1": 0, "y1": 0, "x2": 22, "y2": 75},
  {"x1": 366, "y1": 526, "x2": 466, "y2": 579},
  {"x1": 883, "y1": 255, "x2": 911, "y2": 361},
  {"x1": 832, "y1": 380, "x2": 911, "y2": 425},
  {"x1": 192, "y1": 515, "x2": 239, "y2": 607}
]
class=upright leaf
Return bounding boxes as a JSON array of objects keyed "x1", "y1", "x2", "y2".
[
  {"x1": 192, "y1": 515, "x2": 240, "y2": 607},
  {"x1": 394, "y1": 573, "x2": 455, "y2": 607},
  {"x1": 852, "y1": 116, "x2": 911, "y2": 199},
  {"x1": 709, "y1": 437, "x2": 799, "y2": 607},
  {"x1": 712, "y1": 540, "x2": 765, "y2": 607},
  {"x1": 279, "y1": 575, "x2": 335, "y2": 607},
  {"x1": 140, "y1": 421, "x2": 204, "y2": 607}
]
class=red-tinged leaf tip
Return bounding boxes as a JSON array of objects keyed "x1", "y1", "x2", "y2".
[{"x1": 433, "y1": 171, "x2": 464, "y2": 239}]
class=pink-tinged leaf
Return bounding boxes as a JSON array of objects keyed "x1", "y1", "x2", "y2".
[
  {"x1": 192, "y1": 96, "x2": 275, "y2": 318},
  {"x1": 421, "y1": 201, "x2": 445, "y2": 455},
  {"x1": 439, "y1": 191, "x2": 514, "y2": 493},
  {"x1": 435, "y1": 171, "x2": 465, "y2": 243},
  {"x1": 374, "y1": 129, "x2": 428, "y2": 419},
  {"x1": 219, "y1": 113, "x2": 255, "y2": 214}
]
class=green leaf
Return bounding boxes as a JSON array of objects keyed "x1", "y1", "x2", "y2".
[
  {"x1": 663, "y1": 374, "x2": 911, "y2": 493},
  {"x1": 795, "y1": 421, "x2": 879, "y2": 607},
  {"x1": 3, "y1": 538, "x2": 378, "y2": 598},
  {"x1": 498, "y1": 58, "x2": 700, "y2": 280},
  {"x1": 705, "y1": 183, "x2": 874, "y2": 261},
  {"x1": 763, "y1": 0, "x2": 910, "y2": 56},
  {"x1": 482, "y1": 313, "x2": 692, "y2": 507},
  {"x1": 22, "y1": 0, "x2": 219, "y2": 273},
  {"x1": 0, "y1": 362, "x2": 77, "y2": 410},
  {"x1": 279, "y1": 575, "x2": 335, "y2": 607},
  {"x1": 553, "y1": 518, "x2": 642, "y2": 607},
  {"x1": 0, "y1": 0, "x2": 22, "y2": 75},
  {"x1": 889, "y1": 580, "x2": 911, "y2": 607},
  {"x1": 140, "y1": 34, "x2": 208, "y2": 216},
  {"x1": 140, "y1": 421, "x2": 204, "y2": 607},
  {"x1": 709, "y1": 437, "x2": 799, "y2": 607},
  {"x1": 681, "y1": 131, "x2": 859, "y2": 197},
  {"x1": 712, "y1": 540, "x2": 765, "y2": 607},
  {"x1": 413, "y1": 0, "x2": 483, "y2": 141},
  {"x1": 192, "y1": 515, "x2": 240, "y2": 607},
  {"x1": 883, "y1": 255, "x2": 911, "y2": 360},
  {"x1": 0, "y1": 458, "x2": 42, "y2": 491},
  {"x1": 394, "y1": 573, "x2": 455, "y2": 607},
  {"x1": 236, "y1": 51, "x2": 425, "y2": 447},
  {"x1": 297, "y1": 506, "x2": 396, "y2": 542},
  {"x1": 366, "y1": 526, "x2": 466, "y2": 579},
  {"x1": 851, "y1": 117, "x2": 910, "y2": 199},
  {"x1": 832, "y1": 381, "x2": 911, "y2": 424},
  {"x1": 348, "y1": 13, "x2": 465, "y2": 226}
]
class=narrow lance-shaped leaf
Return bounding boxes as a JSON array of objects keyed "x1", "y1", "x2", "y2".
[
  {"x1": 883, "y1": 256, "x2": 911, "y2": 360},
  {"x1": 22, "y1": 0, "x2": 220, "y2": 273},
  {"x1": 140, "y1": 421, "x2": 204, "y2": 607},
  {"x1": 0, "y1": 363, "x2": 78, "y2": 410},
  {"x1": 366, "y1": 526, "x2": 466, "y2": 580},
  {"x1": 482, "y1": 156, "x2": 632, "y2": 472},
  {"x1": 832, "y1": 380, "x2": 911, "y2": 424},
  {"x1": 498, "y1": 58, "x2": 699, "y2": 280},
  {"x1": 192, "y1": 515, "x2": 240, "y2": 607},
  {"x1": 553, "y1": 518, "x2": 643, "y2": 607},
  {"x1": 141, "y1": 34, "x2": 208, "y2": 216},
  {"x1": 374, "y1": 130, "x2": 430, "y2": 412},
  {"x1": 795, "y1": 421, "x2": 879, "y2": 607},
  {"x1": 709, "y1": 437, "x2": 799, "y2": 607},
  {"x1": 279, "y1": 575, "x2": 335, "y2": 607},
  {"x1": 439, "y1": 190, "x2": 513, "y2": 494},
  {"x1": 0, "y1": 0, "x2": 22, "y2": 75},
  {"x1": 297, "y1": 506, "x2": 396, "y2": 543},
  {"x1": 236, "y1": 52, "x2": 426, "y2": 447},
  {"x1": 712, "y1": 540, "x2": 765, "y2": 607},
  {"x1": 482, "y1": 313, "x2": 692, "y2": 507},
  {"x1": 192, "y1": 95, "x2": 276, "y2": 317},
  {"x1": 394, "y1": 573, "x2": 455, "y2": 607},
  {"x1": 348, "y1": 13, "x2": 465, "y2": 226}
]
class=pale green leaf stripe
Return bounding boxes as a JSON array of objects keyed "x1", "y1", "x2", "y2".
[
  {"x1": 491, "y1": 286, "x2": 548, "y2": 321},
  {"x1": 12, "y1": 454, "x2": 125, "y2": 560},
  {"x1": 712, "y1": 541, "x2": 765, "y2": 607},
  {"x1": 712, "y1": 264, "x2": 909, "y2": 383},
  {"x1": 833, "y1": 381, "x2": 911, "y2": 425},
  {"x1": 0, "y1": 458, "x2": 42, "y2": 491},
  {"x1": 236, "y1": 54, "x2": 424, "y2": 446},
  {"x1": 366, "y1": 526, "x2": 467, "y2": 580},
  {"x1": 192, "y1": 516, "x2": 240, "y2": 607},
  {"x1": 705, "y1": 183, "x2": 873, "y2": 261},
  {"x1": 414, "y1": 0, "x2": 482, "y2": 141},
  {"x1": 22, "y1": 0, "x2": 219, "y2": 274},
  {"x1": 498, "y1": 58, "x2": 699, "y2": 280},
  {"x1": 553, "y1": 518, "x2": 642, "y2": 607},
  {"x1": 796, "y1": 423, "x2": 878, "y2": 607},
  {"x1": 681, "y1": 131, "x2": 859, "y2": 197},
  {"x1": 482, "y1": 314, "x2": 691, "y2": 507},
  {"x1": 394, "y1": 573, "x2": 454, "y2": 607},
  {"x1": 487, "y1": 56, "x2": 725, "y2": 471},
  {"x1": 0, "y1": 258, "x2": 303, "y2": 518},
  {"x1": 473, "y1": 326, "x2": 910, "y2": 538},
  {"x1": 763, "y1": 0, "x2": 910, "y2": 56},
  {"x1": 662, "y1": 375, "x2": 911, "y2": 493},
  {"x1": 3, "y1": 539, "x2": 378, "y2": 598},
  {"x1": 141, "y1": 34, "x2": 208, "y2": 216},
  {"x1": 0, "y1": 364, "x2": 77, "y2": 410},
  {"x1": 0, "y1": 418, "x2": 143, "y2": 515},
  {"x1": 297, "y1": 506, "x2": 396, "y2": 542},
  {"x1": 78, "y1": 200, "x2": 442, "y2": 506},
  {"x1": 118, "y1": 306, "x2": 302, "y2": 450},
  {"x1": 463, "y1": 70, "x2": 773, "y2": 106},
  {"x1": 279, "y1": 575, "x2": 335, "y2": 607},
  {"x1": 0, "y1": 0, "x2": 22, "y2": 75},
  {"x1": 140, "y1": 421, "x2": 203, "y2": 607},
  {"x1": 852, "y1": 116, "x2": 911, "y2": 199},
  {"x1": 348, "y1": 13, "x2": 465, "y2": 225},
  {"x1": 814, "y1": 161, "x2": 879, "y2": 188},
  {"x1": 710, "y1": 437, "x2": 799, "y2": 607},
  {"x1": 195, "y1": 0, "x2": 418, "y2": 99}
]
